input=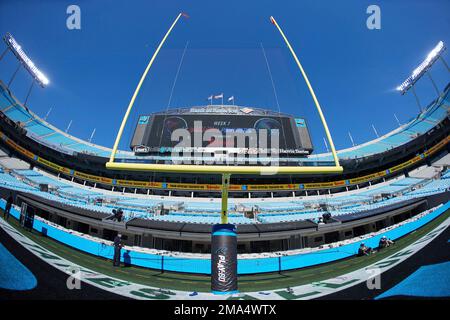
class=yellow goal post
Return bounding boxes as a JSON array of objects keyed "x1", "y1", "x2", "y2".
[{"x1": 105, "y1": 14, "x2": 343, "y2": 223}]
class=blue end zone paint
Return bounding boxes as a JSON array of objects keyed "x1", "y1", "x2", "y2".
[
  {"x1": 0, "y1": 242, "x2": 37, "y2": 291},
  {"x1": 1, "y1": 199, "x2": 449, "y2": 275},
  {"x1": 375, "y1": 261, "x2": 450, "y2": 299}
]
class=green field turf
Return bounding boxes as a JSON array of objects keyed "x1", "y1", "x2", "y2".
[{"x1": 1, "y1": 208, "x2": 449, "y2": 292}]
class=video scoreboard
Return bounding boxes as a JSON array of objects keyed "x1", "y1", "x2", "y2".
[{"x1": 130, "y1": 112, "x2": 313, "y2": 156}]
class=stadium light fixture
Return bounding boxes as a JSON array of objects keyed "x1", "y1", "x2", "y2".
[
  {"x1": 3, "y1": 33, "x2": 50, "y2": 87},
  {"x1": 396, "y1": 41, "x2": 445, "y2": 95}
]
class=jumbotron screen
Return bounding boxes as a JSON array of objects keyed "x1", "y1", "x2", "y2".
[{"x1": 130, "y1": 112, "x2": 313, "y2": 155}]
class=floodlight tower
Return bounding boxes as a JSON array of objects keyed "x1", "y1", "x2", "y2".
[
  {"x1": 2, "y1": 33, "x2": 50, "y2": 106},
  {"x1": 396, "y1": 41, "x2": 447, "y2": 111}
]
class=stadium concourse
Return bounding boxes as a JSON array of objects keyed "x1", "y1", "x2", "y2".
[{"x1": 0, "y1": 71, "x2": 449, "y2": 298}]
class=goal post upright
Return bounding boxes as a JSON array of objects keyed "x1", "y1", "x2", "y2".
[
  {"x1": 106, "y1": 15, "x2": 343, "y2": 174},
  {"x1": 221, "y1": 173, "x2": 231, "y2": 224},
  {"x1": 269, "y1": 16, "x2": 340, "y2": 166},
  {"x1": 109, "y1": 12, "x2": 185, "y2": 163}
]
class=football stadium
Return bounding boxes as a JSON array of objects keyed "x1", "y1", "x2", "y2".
[{"x1": 0, "y1": 1, "x2": 449, "y2": 310}]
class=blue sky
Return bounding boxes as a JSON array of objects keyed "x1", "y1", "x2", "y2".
[{"x1": 0, "y1": 0, "x2": 449, "y2": 153}]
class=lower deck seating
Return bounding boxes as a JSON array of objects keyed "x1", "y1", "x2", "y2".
[
  {"x1": 0, "y1": 163, "x2": 449, "y2": 224},
  {"x1": 441, "y1": 169, "x2": 450, "y2": 180},
  {"x1": 0, "y1": 157, "x2": 30, "y2": 170}
]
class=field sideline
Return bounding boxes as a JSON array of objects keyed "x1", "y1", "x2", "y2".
[{"x1": 1, "y1": 207, "x2": 449, "y2": 293}]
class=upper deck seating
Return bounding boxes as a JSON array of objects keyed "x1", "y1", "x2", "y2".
[{"x1": 1, "y1": 80, "x2": 449, "y2": 161}]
